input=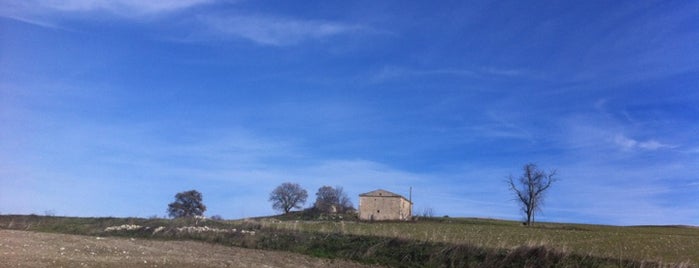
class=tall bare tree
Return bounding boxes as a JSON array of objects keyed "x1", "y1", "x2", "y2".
[
  {"x1": 507, "y1": 163, "x2": 557, "y2": 226},
  {"x1": 269, "y1": 182, "x2": 308, "y2": 214}
]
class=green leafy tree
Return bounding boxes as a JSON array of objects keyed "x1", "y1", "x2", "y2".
[{"x1": 167, "y1": 190, "x2": 206, "y2": 218}]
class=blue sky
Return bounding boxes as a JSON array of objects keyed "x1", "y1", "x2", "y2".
[{"x1": 1, "y1": 1, "x2": 697, "y2": 225}]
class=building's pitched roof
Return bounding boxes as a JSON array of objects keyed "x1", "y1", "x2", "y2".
[{"x1": 359, "y1": 189, "x2": 407, "y2": 199}]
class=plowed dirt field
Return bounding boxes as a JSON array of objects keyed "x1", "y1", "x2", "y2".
[{"x1": 0, "y1": 230, "x2": 378, "y2": 267}]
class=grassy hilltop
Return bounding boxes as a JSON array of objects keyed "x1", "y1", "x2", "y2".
[
  {"x1": 0, "y1": 214, "x2": 696, "y2": 267},
  {"x1": 259, "y1": 216, "x2": 698, "y2": 265}
]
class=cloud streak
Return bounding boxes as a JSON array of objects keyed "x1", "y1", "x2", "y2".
[
  {"x1": 369, "y1": 66, "x2": 473, "y2": 83},
  {"x1": 1, "y1": 1, "x2": 370, "y2": 46},
  {"x1": 4, "y1": 0, "x2": 212, "y2": 16},
  {"x1": 560, "y1": 111, "x2": 679, "y2": 155},
  {"x1": 0, "y1": 0, "x2": 214, "y2": 30},
  {"x1": 370, "y1": 65, "x2": 529, "y2": 83},
  {"x1": 613, "y1": 134, "x2": 673, "y2": 151},
  {"x1": 198, "y1": 14, "x2": 365, "y2": 46}
]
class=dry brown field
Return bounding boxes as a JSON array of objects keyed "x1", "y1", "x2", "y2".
[{"x1": 0, "y1": 229, "x2": 378, "y2": 268}]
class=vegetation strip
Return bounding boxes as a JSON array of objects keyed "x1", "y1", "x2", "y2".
[{"x1": 0, "y1": 215, "x2": 695, "y2": 268}]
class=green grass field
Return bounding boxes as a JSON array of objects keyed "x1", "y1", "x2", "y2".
[
  {"x1": 253, "y1": 217, "x2": 699, "y2": 265},
  {"x1": 1, "y1": 214, "x2": 696, "y2": 267}
]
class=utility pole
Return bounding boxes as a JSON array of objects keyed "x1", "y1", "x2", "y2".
[{"x1": 409, "y1": 186, "x2": 413, "y2": 219}]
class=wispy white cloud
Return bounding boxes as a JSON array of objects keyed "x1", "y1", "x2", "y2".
[
  {"x1": 479, "y1": 67, "x2": 525, "y2": 77},
  {"x1": 370, "y1": 65, "x2": 529, "y2": 83},
  {"x1": 55, "y1": 0, "x2": 211, "y2": 13},
  {"x1": 0, "y1": 0, "x2": 215, "y2": 31},
  {"x1": 197, "y1": 14, "x2": 366, "y2": 46},
  {"x1": 612, "y1": 134, "x2": 674, "y2": 151},
  {"x1": 473, "y1": 111, "x2": 534, "y2": 141},
  {"x1": 560, "y1": 111, "x2": 678, "y2": 154},
  {"x1": 2, "y1": 0, "x2": 213, "y2": 17},
  {"x1": 1, "y1": 1, "x2": 371, "y2": 46},
  {"x1": 371, "y1": 66, "x2": 476, "y2": 82}
]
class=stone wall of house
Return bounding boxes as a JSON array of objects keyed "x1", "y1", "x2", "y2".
[{"x1": 359, "y1": 194, "x2": 412, "y2": 221}]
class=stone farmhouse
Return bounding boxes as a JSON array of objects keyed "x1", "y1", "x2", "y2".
[{"x1": 358, "y1": 189, "x2": 412, "y2": 221}]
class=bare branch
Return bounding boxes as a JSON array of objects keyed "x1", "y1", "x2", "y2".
[
  {"x1": 506, "y1": 163, "x2": 557, "y2": 226},
  {"x1": 269, "y1": 182, "x2": 308, "y2": 214}
]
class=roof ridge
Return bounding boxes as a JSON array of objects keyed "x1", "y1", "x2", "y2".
[{"x1": 359, "y1": 189, "x2": 406, "y2": 198}]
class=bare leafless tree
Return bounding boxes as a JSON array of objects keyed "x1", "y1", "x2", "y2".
[
  {"x1": 314, "y1": 186, "x2": 353, "y2": 213},
  {"x1": 507, "y1": 163, "x2": 557, "y2": 226},
  {"x1": 269, "y1": 182, "x2": 308, "y2": 214},
  {"x1": 421, "y1": 207, "x2": 434, "y2": 218}
]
